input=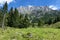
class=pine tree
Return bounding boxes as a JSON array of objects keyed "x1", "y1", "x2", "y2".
[
  {"x1": 22, "y1": 14, "x2": 30, "y2": 28},
  {"x1": 18, "y1": 13, "x2": 24, "y2": 28},
  {"x1": 13, "y1": 8, "x2": 19, "y2": 27},
  {"x1": 7, "y1": 7, "x2": 14, "y2": 27},
  {"x1": 18, "y1": 14, "x2": 30, "y2": 28},
  {"x1": 0, "y1": 8, "x2": 3, "y2": 27}
]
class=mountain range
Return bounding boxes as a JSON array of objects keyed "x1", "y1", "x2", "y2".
[{"x1": 17, "y1": 5, "x2": 53, "y2": 14}]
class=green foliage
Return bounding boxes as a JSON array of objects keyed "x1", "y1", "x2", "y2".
[
  {"x1": 1, "y1": 2, "x2": 8, "y2": 28},
  {"x1": 12, "y1": 8, "x2": 19, "y2": 27},
  {"x1": 18, "y1": 14, "x2": 30, "y2": 28},
  {"x1": 3, "y1": 2, "x2": 8, "y2": 12},
  {"x1": 50, "y1": 22, "x2": 60, "y2": 28},
  {"x1": 7, "y1": 7, "x2": 14, "y2": 27},
  {"x1": 0, "y1": 8, "x2": 3, "y2": 27}
]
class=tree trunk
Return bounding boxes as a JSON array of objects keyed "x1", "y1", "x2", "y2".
[{"x1": 2, "y1": 13, "x2": 6, "y2": 29}]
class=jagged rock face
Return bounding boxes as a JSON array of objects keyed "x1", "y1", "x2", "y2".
[
  {"x1": 17, "y1": 6, "x2": 52, "y2": 14},
  {"x1": 17, "y1": 6, "x2": 53, "y2": 23}
]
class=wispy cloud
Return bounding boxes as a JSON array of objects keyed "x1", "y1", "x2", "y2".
[
  {"x1": 0, "y1": 0, "x2": 15, "y2": 6},
  {"x1": 49, "y1": 5, "x2": 58, "y2": 10},
  {"x1": 49, "y1": 0, "x2": 60, "y2": 9}
]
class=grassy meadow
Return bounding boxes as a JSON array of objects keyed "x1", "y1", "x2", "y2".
[{"x1": 0, "y1": 22, "x2": 60, "y2": 40}]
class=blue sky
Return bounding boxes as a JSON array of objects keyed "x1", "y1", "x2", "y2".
[
  {"x1": 0, "y1": 0, "x2": 60, "y2": 10},
  {"x1": 8, "y1": 0, "x2": 56, "y2": 7}
]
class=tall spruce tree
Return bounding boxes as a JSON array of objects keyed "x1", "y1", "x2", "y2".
[
  {"x1": 18, "y1": 13, "x2": 24, "y2": 28},
  {"x1": 0, "y1": 8, "x2": 3, "y2": 27},
  {"x1": 7, "y1": 7, "x2": 14, "y2": 27},
  {"x1": 22, "y1": 14, "x2": 30, "y2": 28},
  {"x1": 13, "y1": 8, "x2": 19, "y2": 27},
  {"x1": 18, "y1": 14, "x2": 30, "y2": 28},
  {"x1": 2, "y1": 2, "x2": 8, "y2": 28}
]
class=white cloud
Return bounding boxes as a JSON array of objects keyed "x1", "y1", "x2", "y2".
[
  {"x1": 28, "y1": 5, "x2": 33, "y2": 8},
  {"x1": 49, "y1": 5, "x2": 58, "y2": 10},
  {"x1": 0, "y1": 0, "x2": 14, "y2": 5}
]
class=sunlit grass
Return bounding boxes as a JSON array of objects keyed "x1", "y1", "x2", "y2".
[
  {"x1": 0, "y1": 22, "x2": 60, "y2": 40},
  {"x1": 0, "y1": 27, "x2": 60, "y2": 40}
]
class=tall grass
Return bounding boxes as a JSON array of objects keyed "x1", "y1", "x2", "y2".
[{"x1": 0, "y1": 22, "x2": 60, "y2": 40}]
